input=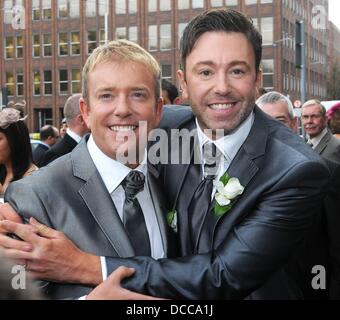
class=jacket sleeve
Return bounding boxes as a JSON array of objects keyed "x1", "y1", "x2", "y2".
[{"x1": 105, "y1": 160, "x2": 330, "y2": 299}]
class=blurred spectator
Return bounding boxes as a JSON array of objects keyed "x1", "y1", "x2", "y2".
[
  {"x1": 257, "y1": 91, "x2": 297, "y2": 132},
  {"x1": 59, "y1": 118, "x2": 68, "y2": 139},
  {"x1": 0, "y1": 108, "x2": 38, "y2": 200},
  {"x1": 302, "y1": 100, "x2": 340, "y2": 164},
  {"x1": 40, "y1": 94, "x2": 89, "y2": 166},
  {"x1": 32, "y1": 125, "x2": 59, "y2": 167},
  {"x1": 161, "y1": 79, "x2": 182, "y2": 105},
  {"x1": 255, "y1": 87, "x2": 267, "y2": 99},
  {"x1": 326, "y1": 102, "x2": 340, "y2": 139}
]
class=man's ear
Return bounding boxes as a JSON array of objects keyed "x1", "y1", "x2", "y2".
[
  {"x1": 177, "y1": 69, "x2": 189, "y2": 102},
  {"x1": 155, "y1": 97, "x2": 163, "y2": 126},
  {"x1": 255, "y1": 68, "x2": 263, "y2": 88},
  {"x1": 79, "y1": 98, "x2": 91, "y2": 128}
]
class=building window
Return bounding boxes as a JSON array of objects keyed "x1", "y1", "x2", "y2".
[
  {"x1": 33, "y1": 71, "x2": 41, "y2": 96},
  {"x1": 86, "y1": 0, "x2": 96, "y2": 16},
  {"x1": 160, "y1": 24, "x2": 171, "y2": 51},
  {"x1": 6, "y1": 72, "x2": 15, "y2": 97},
  {"x1": 178, "y1": 0, "x2": 189, "y2": 9},
  {"x1": 115, "y1": 27, "x2": 126, "y2": 40},
  {"x1": 32, "y1": 0, "x2": 40, "y2": 20},
  {"x1": 59, "y1": 69, "x2": 68, "y2": 94},
  {"x1": 148, "y1": 0, "x2": 157, "y2": 12},
  {"x1": 87, "y1": 31, "x2": 97, "y2": 54},
  {"x1": 262, "y1": 59, "x2": 274, "y2": 90},
  {"x1": 58, "y1": 0, "x2": 68, "y2": 18},
  {"x1": 128, "y1": 26, "x2": 138, "y2": 43},
  {"x1": 129, "y1": 0, "x2": 137, "y2": 13},
  {"x1": 42, "y1": 0, "x2": 52, "y2": 20},
  {"x1": 33, "y1": 34, "x2": 40, "y2": 57},
  {"x1": 162, "y1": 64, "x2": 172, "y2": 81},
  {"x1": 99, "y1": 0, "x2": 109, "y2": 16},
  {"x1": 5, "y1": 36, "x2": 14, "y2": 59},
  {"x1": 71, "y1": 69, "x2": 81, "y2": 94},
  {"x1": 148, "y1": 25, "x2": 158, "y2": 51},
  {"x1": 178, "y1": 23, "x2": 188, "y2": 46},
  {"x1": 261, "y1": 0, "x2": 273, "y2": 3},
  {"x1": 71, "y1": 32, "x2": 80, "y2": 55},
  {"x1": 116, "y1": 0, "x2": 126, "y2": 14},
  {"x1": 100, "y1": 30, "x2": 106, "y2": 45},
  {"x1": 245, "y1": 0, "x2": 257, "y2": 4},
  {"x1": 59, "y1": 32, "x2": 68, "y2": 56},
  {"x1": 70, "y1": 0, "x2": 80, "y2": 18},
  {"x1": 35, "y1": 109, "x2": 53, "y2": 130},
  {"x1": 192, "y1": 0, "x2": 204, "y2": 8},
  {"x1": 261, "y1": 17, "x2": 274, "y2": 45},
  {"x1": 43, "y1": 34, "x2": 52, "y2": 57},
  {"x1": 160, "y1": 0, "x2": 170, "y2": 11},
  {"x1": 44, "y1": 70, "x2": 52, "y2": 95},
  {"x1": 16, "y1": 35, "x2": 23, "y2": 58},
  {"x1": 4, "y1": 0, "x2": 13, "y2": 24},
  {"x1": 16, "y1": 72, "x2": 24, "y2": 96},
  {"x1": 211, "y1": 0, "x2": 223, "y2": 7},
  {"x1": 227, "y1": 0, "x2": 238, "y2": 5}
]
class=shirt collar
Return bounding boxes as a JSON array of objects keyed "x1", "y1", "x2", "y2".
[
  {"x1": 196, "y1": 111, "x2": 254, "y2": 164},
  {"x1": 66, "y1": 128, "x2": 82, "y2": 143},
  {"x1": 309, "y1": 128, "x2": 328, "y2": 148},
  {"x1": 87, "y1": 135, "x2": 147, "y2": 194}
]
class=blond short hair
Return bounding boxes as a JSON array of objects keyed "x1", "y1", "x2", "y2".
[
  {"x1": 302, "y1": 99, "x2": 326, "y2": 116},
  {"x1": 82, "y1": 40, "x2": 161, "y2": 105}
]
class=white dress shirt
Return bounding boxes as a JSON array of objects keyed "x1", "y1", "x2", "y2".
[
  {"x1": 87, "y1": 135, "x2": 165, "y2": 280},
  {"x1": 66, "y1": 128, "x2": 82, "y2": 143},
  {"x1": 196, "y1": 112, "x2": 254, "y2": 199}
]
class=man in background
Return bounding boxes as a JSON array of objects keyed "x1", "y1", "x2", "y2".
[
  {"x1": 302, "y1": 99, "x2": 340, "y2": 164},
  {"x1": 40, "y1": 94, "x2": 90, "y2": 166},
  {"x1": 32, "y1": 125, "x2": 59, "y2": 167},
  {"x1": 257, "y1": 91, "x2": 297, "y2": 132}
]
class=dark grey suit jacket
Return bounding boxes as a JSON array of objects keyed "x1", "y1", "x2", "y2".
[
  {"x1": 40, "y1": 133, "x2": 77, "y2": 167},
  {"x1": 314, "y1": 130, "x2": 340, "y2": 164},
  {"x1": 106, "y1": 106, "x2": 331, "y2": 299},
  {"x1": 5, "y1": 136, "x2": 176, "y2": 299}
]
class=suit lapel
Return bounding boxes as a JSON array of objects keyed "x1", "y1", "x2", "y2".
[
  {"x1": 147, "y1": 164, "x2": 169, "y2": 255},
  {"x1": 72, "y1": 139, "x2": 135, "y2": 257},
  {"x1": 314, "y1": 131, "x2": 331, "y2": 155},
  {"x1": 197, "y1": 108, "x2": 268, "y2": 251}
]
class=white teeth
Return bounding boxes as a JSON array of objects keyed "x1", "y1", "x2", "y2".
[
  {"x1": 110, "y1": 125, "x2": 137, "y2": 132},
  {"x1": 209, "y1": 103, "x2": 234, "y2": 110}
]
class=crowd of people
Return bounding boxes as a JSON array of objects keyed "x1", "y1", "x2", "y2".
[{"x1": 0, "y1": 8, "x2": 340, "y2": 300}]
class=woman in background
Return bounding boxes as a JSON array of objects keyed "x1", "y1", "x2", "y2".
[
  {"x1": 327, "y1": 102, "x2": 340, "y2": 139},
  {"x1": 0, "y1": 108, "x2": 37, "y2": 199}
]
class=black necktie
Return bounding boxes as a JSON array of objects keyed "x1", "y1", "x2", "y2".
[
  {"x1": 188, "y1": 143, "x2": 221, "y2": 251},
  {"x1": 122, "y1": 171, "x2": 151, "y2": 256}
]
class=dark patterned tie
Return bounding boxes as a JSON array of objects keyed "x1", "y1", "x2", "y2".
[
  {"x1": 122, "y1": 171, "x2": 151, "y2": 256},
  {"x1": 188, "y1": 143, "x2": 221, "y2": 251}
]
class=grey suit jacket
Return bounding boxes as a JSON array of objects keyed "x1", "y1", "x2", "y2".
[
  {"x1": 314, "y1": 130, "x2": 340, "y2": 164},
  {"x1": 5, "y1": 136, "x2": 175, "y2": 299}
]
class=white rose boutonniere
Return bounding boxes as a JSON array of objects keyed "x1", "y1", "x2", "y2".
[{"x1": 214, "y1": 172, "x2": 244, "y2": 217}]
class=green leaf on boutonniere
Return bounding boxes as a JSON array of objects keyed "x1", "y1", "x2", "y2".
[
  {"x1": 166, "y1": 209, "x2": 178, "y2": 232},
  {"x1": 166, "y1": 210, "x2": 175, "y2": 226},
  {"x1": 214, "y1": 202, "x2": 232, "y2": 217},
  {"x1": 220, "y1": 171, "x2": 230, "y2": 185}
]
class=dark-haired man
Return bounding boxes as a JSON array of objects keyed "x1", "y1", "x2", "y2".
[{"x1": 32, "y1": 125, "x2": 59, "y2": 167}]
